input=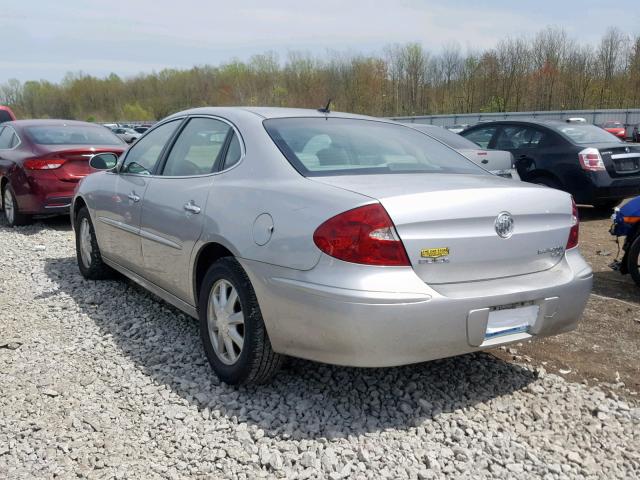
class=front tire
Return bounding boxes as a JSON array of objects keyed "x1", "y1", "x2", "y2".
[
  {"x1": 628, "y1": 235, "x2": 640, "y2": 287},
  {"x1": 199, "y1": 257, "x2": 284, "y2": 385},
  {"x1": 75, "y1": 206, "x2": 114, "y2": 280},
  {"x1": 2, "y1": 184, "x2": 31, "y2": 227}
]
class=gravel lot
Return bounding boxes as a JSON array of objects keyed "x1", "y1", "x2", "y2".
[{"x1": 1, "y1": 216, "x2": 639, "y2": 479}]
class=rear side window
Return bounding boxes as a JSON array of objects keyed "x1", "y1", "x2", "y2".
[
  {"x1": 162, "y1": 117, "x2": 230, "y2": 176},
  {"x1": 122, "y1": 120, "x2": 181, "y2": 175},
  {"x1": 0, "y1": 110, "x2": 13, "y2": 123},
  {"x1": 264, "y1": 117, "x2": 483, "y2": 177},
  {"x1": 461, "y1": 126, "x2": 497, "y2": 149},
  {"x1": 495, "y1": 126, "x2": 547, "y2": 150},
  {"x1": 222, "y1": 132, "x2": 242, "y2": 169},
  {"x1": 0, "y1": 127, "x2": 11, "y2": 148}
]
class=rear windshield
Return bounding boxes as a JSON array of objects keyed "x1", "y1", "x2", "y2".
[
  {"x1": 25, "y1": 125, "x2": 124, "y2": 145},
  {"x1": 263, "y1": 117, "x2": 485, "y2": 177},
  {"x1": 552, "y1": 124, "x2": 622, "y2": 144},
  {"x1": 602, "y1": 121, "x2": 623, "y2": 128},
  {"x1": 407, "y1": 124, "x2": 479, "y2": 150},
  {"x1": 0, "y1": 110, "x2": 13, "y2": 123}
]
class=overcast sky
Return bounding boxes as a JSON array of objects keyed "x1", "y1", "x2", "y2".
[{"x1": 1, "y1": 0, "x2": 637, "y2": 83}]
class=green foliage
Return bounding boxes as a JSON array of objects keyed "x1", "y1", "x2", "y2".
[
  {"x1": 0, "y1": 27, "x2": 638, "y2": 120},
  {"x1": 121, "y1": 102, "x2": 153, "y2": 121}
]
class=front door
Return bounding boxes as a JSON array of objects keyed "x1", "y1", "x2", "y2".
[
  {"x1": 94, "y1": 119, "x2": 182, "y2": 272},
  {"x1": 139, "y1": 116, "x2": 238, "y2": 303}
]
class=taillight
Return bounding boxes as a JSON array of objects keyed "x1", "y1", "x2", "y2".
[
  {"x1": 566, "y1": 197, "x2": 579, "y2": 249},
  {"x1": 313, "y1": 203, "x2": 410, "y2": 266},
  {"x1": 24, "y1": 158, "x2": 66, "y2": 170},
  {"x1": 578, "y1": 148, "x2": 605, "y2": 172}
]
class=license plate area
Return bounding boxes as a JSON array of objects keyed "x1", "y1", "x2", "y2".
[
  {"x1": 614, "y1": 157, "x2": 640, "y2": 173},
  {"x1": 485, "y1": 301, "x2": 539, "y2": 340}
]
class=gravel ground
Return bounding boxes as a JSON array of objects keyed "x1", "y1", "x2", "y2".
[{"x1": 1, "y1": 218, "x2": 639, "y2": 479}]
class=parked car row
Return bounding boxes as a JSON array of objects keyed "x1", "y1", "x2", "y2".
[
  {"x1": 0, "y1": 120, "x2": 126, "y2": 226},
  {"x1": 460, "y1": 120, "x2": 640, "y2": 209}
]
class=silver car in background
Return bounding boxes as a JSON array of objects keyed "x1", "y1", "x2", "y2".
[
  {"x1": 405, "y1": 123, "x2": 519, "y2": 179},
  {"x1": 72, "y1": 107, "x2": 592, "y2": 385}
]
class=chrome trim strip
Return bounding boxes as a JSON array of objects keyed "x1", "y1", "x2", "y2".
[
  {"x1": 97, "y1": 216, "x2": 140, "y2": 235},
  {"x1": 102, "y1": 256, "x2": 198, "y2": 318},
  {"x1": 138, "y1": 228, "x2": 182, "y2": 250},
  {"x1": 611, "y1": 153, "x2": 640, "y2": 160},
  {"x1": 44, "y1": 203, "x2": 71, "y2": 209}
]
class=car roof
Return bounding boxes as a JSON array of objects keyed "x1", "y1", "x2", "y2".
[{"x1": 168, "y1": 106, "x2": 385, "y2": 122}]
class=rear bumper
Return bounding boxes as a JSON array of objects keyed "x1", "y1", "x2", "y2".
[
  {"x1": 241, "y1": 249, "x2": 592, "y2": 367},
  {"x1": 13, "y1": 172, "x2": 77, "y2": 214}
]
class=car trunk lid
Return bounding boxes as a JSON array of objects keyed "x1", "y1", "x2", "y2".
[
  {"x1": 594, "y1": 143, "x2": 640, "y2": 177},
  {"x1": 312, "y1": 173, "x2": 573, "y2": 284},
  {"x1": 35, "y1": 146, "x2": 125, "y2": 182}
]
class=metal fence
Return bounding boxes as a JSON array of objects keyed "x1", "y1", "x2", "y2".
[{"x1": 391, "y1": 109, "x2": 640, "y2": 128}]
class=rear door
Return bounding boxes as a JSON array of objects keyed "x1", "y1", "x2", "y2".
[
  {"x1": 93, "y1": 119, "x2": 182, "y2": 272},
  {"x1": 139, "y1": 116, "x2": 241, "y2": 302}
]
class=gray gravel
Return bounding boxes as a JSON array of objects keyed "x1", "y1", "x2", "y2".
[{"x1": 1, "y1": 217, "x2": 639, "y2": 479}]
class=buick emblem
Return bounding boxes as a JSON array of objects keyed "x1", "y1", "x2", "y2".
[{"x1": 495, "y1": 212, "x2": 514, "y2": 239}]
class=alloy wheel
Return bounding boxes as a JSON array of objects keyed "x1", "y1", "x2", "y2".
[
  {"x1": 79, "y1": 217, "x2": 93, "y2": 268},
  {"x1": 207, "y1": 279, "x2": 245, "y2": 365},
  {"x1": 4, "y1": 189, "x2": 14, "y2": 224}
]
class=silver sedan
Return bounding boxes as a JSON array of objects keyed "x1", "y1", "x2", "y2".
[{"x1": 72, "y1": 107, "x2": 593, "y2": 385}]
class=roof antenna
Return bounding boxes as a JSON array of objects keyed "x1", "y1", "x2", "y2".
[{"x1": 318, "y1": 99, "x2": 332, "y2": 114}]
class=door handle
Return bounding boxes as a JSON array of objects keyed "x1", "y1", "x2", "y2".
[
  {"x1": 127, "y1": 192, "x2": 140, "y2": 202},
  {"x1": 183, "y1": 201, "x2": 201, "y2": 214}
]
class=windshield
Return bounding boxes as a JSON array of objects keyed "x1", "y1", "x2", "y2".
[
  {"x1": 264, "y1": 117, "x2": 485, "y2": 177},
  {"x1": 407, "y1": 124, "x2": 479, "y2": 150},
  {"x1": 553, "y1": 124, "x2": 622, "y2": 144},
  {"x1": 26, "y1": 125, "x2": 124, "y2": 145},
  {"x1": 602, "y1": 121, "x2": 623, "y2": 128}
]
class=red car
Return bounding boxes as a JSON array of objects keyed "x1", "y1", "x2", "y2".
[
  {"x1": 601, "y1": 120, "x2": 627, "y2": 140},
  {"x1": 0, "y1": 120, "x2": 126, "y2": 226},
  {"x1": 0, "y1": 106, "x2": 17, "y2": 124}
]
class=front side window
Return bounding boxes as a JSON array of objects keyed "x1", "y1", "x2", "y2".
[
  {"x1": 264, "y1": 118, "x2": 484, "y2": 177},
  {"x1": 162, "y1": 118, "x2": 231, "y2": 176},
  {"x1": 461, "y1": 126, "x2": 497, "y2": 149},
  {"x1": 122, "y1": 120, "x2": 181, "y2": 175}
]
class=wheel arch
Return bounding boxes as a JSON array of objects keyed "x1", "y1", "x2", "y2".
[{"x1": 193, "y1": 241, "x2": 237, "y2": 308}]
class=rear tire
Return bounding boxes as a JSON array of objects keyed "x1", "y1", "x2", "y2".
[
  {"x1": 2, "y1": 184, "x2": 32, "y2": 227},
  {"x1": 75, "y1": 206, "x2": 114, "y2": 280},
  {"x1": 628, "y1": 235, "x2": 640, "y2": 287},
  {"x1": 198, "y1": 257, "x2": 284, "y2": 385}
]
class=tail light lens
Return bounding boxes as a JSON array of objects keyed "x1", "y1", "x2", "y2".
[
  {"x1": 24, "y1": 158, "x2": 66, "y2": 170},
  {"x1": 313, "y1": 203, "x2": 410, "y2": 266},
  {"x1": 566, "y1": 197, "x2": 579, "y2": 249},
  {"x1": 578, "y1": 148, "x2": 605, "y2": 172}
]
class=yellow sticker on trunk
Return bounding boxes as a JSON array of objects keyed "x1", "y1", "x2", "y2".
[{"x1": 421, "y1": 247, "x2": 450, "y2": 258}]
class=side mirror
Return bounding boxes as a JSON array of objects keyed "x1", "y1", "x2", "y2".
[{"x1": 90, "y1": 152, "x2": 119, "y2": 171}]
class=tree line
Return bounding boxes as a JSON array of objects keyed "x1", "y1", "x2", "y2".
[{"x1": 1, "y1": 26, "x2": 639, "y2": 122}]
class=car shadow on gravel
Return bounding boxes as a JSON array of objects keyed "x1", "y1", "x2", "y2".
[
  {"x1": 0, "y1": 215, "x2": 71, "y2": 235},
  {"x1": 42, "y1": 256, "x2": 538, "y2": 440},
  {"x1": 592, "y1": 270, "x2": 639, "y2": 303}
]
